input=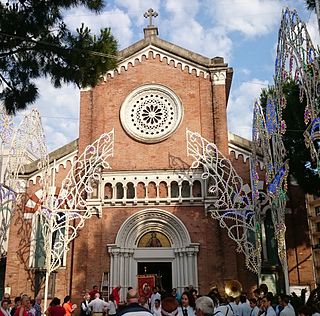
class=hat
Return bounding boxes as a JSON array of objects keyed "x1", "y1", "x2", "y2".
[{"x1": 161, "y1": 297, "x2": 178, "y2": 316}]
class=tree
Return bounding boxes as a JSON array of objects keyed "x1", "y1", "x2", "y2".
[
  {"x1": 0, "y1": 0, "x2": 118, "y2": 114},
  {"x1": 305, "y1": 0, "x2": 316, "y2": 10},
  {"x1": 260, "y1": 81, "x2": 320, "y2": 195}
]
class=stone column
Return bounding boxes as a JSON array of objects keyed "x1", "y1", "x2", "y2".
[
  {"x1": 113, "y1": 251, "x2": 119, "y2": 286},
  {"x1": 119, "y1": 252, "x2": 124, "y2": 300},
  {"x1": 183, "y1": 252, "x2": 188, "y2": 286},
  {"x1": 179, "y1": 252, "x2": 184, "y2": 291},
  {"x1": 210, "y1": 67, "x2": 229, "y2": 156},
  {"x1": 187, "y1": 251, "x2": 193, "y2": 286},
  {"x1": 124, "y1": 252, "x2": 129, "y2": 291},
  {"x1": 109, "y1": 252, "x2": 114, "y2": 288},
  {"x1": 173, "y1": 250, "x2": 180, "y2": 289}
]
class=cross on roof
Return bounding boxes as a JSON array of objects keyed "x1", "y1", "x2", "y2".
[{"x1": 144, "y1": 8, "x2": 158, "y2": 27}]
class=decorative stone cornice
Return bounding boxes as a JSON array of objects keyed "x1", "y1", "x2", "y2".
[
  {"x1": 103, "y1": 45, "x2": 211, "y2": 80},
  {"x1": 210, "y1": 69, "x2": 227, "y2": 85}
]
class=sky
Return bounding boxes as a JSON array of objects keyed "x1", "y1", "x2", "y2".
[{"x1": 14, "y1": 0, "x2": 320, "y2": 151}]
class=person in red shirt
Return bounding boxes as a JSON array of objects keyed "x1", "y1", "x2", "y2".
[
  {"x1": 15, "y1": 295, "x2": 29, "y2": 316},
  {"x1": 111, "y1": 286, "x2": 121, "y2": 305},
  {"x1": 46, "y1": 298, "x2": 65, "y2": 316}
]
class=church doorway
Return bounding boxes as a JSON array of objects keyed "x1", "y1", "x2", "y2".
[{"x1": 138, "y1": 262, "x2": 172, "y2": 293}]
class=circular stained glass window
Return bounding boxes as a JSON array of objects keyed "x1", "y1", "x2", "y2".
[{"x1": 120, "y1": 84, "x2": 183, "y2": 143}]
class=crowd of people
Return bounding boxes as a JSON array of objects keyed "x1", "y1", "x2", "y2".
[{"x1": 1, "y1": 282, "x2": 320, "y2": 316}]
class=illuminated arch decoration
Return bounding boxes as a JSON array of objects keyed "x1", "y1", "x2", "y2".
[
  {"x1": 4, "y1": 108, "x2": 49, "y2": 192},
  {"x1": 39, "y1": 130, "x2": 115, "y2": 309},
  {"x1": 55, "y1": 130, "x2": 115, "y2": 210},
  {"x1": 275, "y1": 7, "x2": 320, "y2": 173},
  {"x1": 251, "y1": 98, "x2": 289, "y2": 270},
  {"x1": 0, "y1": 108, "x2": 48, "y2": 258},
  {"x1": 186, "y1": 129, "x2": 261, "y2": 274},
  {"x1": 0, "y1": 184, "x2": 16, "y2": 257}
]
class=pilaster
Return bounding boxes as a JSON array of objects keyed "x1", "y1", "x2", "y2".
[{"x1": 210, "y1": 68, "x2": 229, "y2": 156}]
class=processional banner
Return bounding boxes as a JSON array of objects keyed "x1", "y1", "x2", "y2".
[{"x1": 137, "y1": 274, "x2": 155, "y2": 299}]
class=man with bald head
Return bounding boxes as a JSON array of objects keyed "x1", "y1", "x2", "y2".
[{"x1": 116, "y1": 289, "x2": 152, "y2": 316}]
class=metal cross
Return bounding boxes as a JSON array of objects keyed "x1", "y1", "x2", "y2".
[{"x1": 144, "y1": 8, "x2": 158, "y2": 27}]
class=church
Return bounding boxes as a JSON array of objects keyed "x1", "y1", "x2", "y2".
[{"x1": 3, "y1": 12, "x2": 314, "y2": 302}]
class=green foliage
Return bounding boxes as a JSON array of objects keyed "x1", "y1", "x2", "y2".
[
  {"x1": 305, "y1": 0, "x2": 316, "y2": 11},
  {"x1": 0, "y1": 0, "x2": 118, "y2": 114},
  {"x1": 260, "y1": 81, "x2": 320, "y2": 194}
]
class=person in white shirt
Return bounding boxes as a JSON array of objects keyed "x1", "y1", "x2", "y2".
[
  {"x1": 279, "y1": 295, "x2": 295, "y2": 316},
  {"x1": 178, "y1": 292, "x2": 195, "y2": 316},
  {"x1": 227, "y1": 297, "x2": 241, "y2": 316},
  {"x1": 150, "y1": 287, "x2": 161, "y2": 313},
  {"x1": 152, "y1": 299, "x2": 161, "y2": 316},
  {"x1": 80, "y1": 293, "x2": 91, "y2": 316},
  {"x1": 261, "y1": 294, "x2": 276, "y2": 316},
  {"x1": 108, "y1": 294, "x2": 117, "y2": 316},
  {"x1": 88, "y1": 293, "x2": 110, "y2": 316},
  {"x1": 239, "y1": 295, "x2": 251, "y2": 316},
  {"x1": 249, "y1": 298, "x2": 260, "y2": 316}
]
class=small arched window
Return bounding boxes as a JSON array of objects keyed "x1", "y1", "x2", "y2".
[
  {"x1": 159, "y1": 181, "x2": 168, "y2": 198},
  {"x1": 147, "y1": 182, "x2": 157, "y2": 198},
  {"x1": 171, "y1": 181, "x2": 179, "y2": 198},
  {"x1": 127, "y1": 182, "x2": 135, "y2": 199},
  {"x1": 116, "y1": 183, "x2": 124, "y2": 199},
  {"x1": 136, "y1": 182, "x2": 146, "y2": 198},
  {"x1": 192, "y1": 180, "x2": 202, "y2": 197},
  {"x1": 181, "y1": 181, "x2": 190, "y2": 197},
  {"x1": 104, "y1": 183, "x2": 113, "y2": 199}
]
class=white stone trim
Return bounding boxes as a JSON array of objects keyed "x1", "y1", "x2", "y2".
[
  {"x1": 107, "y1": 208, "x2": 199, "y2": 298},
  {"x1": 120, "y1": 84, "x2": 184, "y2": 143},
  {"x1": 211, "y1": 70, "x2": 227, "y2": 85},
  {"x1": 115, "y1": 208, "x2": 191, "y2": 247},
  {"x1": 103, "y1": 45, "x2": 210, "y2": 80}
]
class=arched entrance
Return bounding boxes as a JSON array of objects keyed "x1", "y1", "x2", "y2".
[{"x1": 107, "y1": 208, "x2": 199, "y2": 298}]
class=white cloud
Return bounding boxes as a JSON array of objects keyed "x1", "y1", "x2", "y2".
[
  {"x1": 206, "y1": 0, "x2": 283, "y2": 37},
  {"x1": 306, "y1": 13, "x2": 320, "y2": 47},
  {"x1": 227, "y1": 79, "x2": 269, "y2": 140},
  {"x1": 157, "y1": 0, "x2": 233, "y2": 59},
  {"x1": 114, "y1": 0, "x2": 161, "y2": 27},
  {"x1": 32, "y1": 78, "x2": 79, "y2": 151}
]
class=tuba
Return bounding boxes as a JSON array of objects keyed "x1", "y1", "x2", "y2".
[{"x1": 225, "y1": 280, "x2": 243, "y2": 298}]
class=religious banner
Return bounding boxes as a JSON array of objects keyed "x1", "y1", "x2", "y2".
[{"x1": 137, "y1": 274, "x2": 155, "y2": 299}]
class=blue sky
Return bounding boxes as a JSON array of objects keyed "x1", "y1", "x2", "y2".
[{"x1": 18, "y1": 0, "x2": 319, "y2": 151}]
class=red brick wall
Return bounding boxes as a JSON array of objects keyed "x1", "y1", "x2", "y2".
[{"x1": 79, "y1": 55, "x2": 218, "y2": 170}]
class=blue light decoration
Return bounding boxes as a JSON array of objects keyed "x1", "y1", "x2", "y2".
[
  {"x1": 267, "y1": 165, "x2": 289, "y2": 197},
  {"x1": 251, "y1": 96, "x2": 289, "y2": 269},
  {"x1": 275, "y1": 7, "x2": 320, "y2": 174}
]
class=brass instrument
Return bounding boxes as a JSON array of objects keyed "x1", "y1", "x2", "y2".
[{"x1": 225, "y1": 280, "x2": 243, "y2": 298}]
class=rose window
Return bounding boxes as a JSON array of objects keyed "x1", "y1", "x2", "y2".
[{"x1": 120, "y1": 85, "x2": 183, "y2": 143}]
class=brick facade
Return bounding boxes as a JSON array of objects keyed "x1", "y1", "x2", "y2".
[{"x1": 4, "y1": 25, "x2": 314, "y2": 306}]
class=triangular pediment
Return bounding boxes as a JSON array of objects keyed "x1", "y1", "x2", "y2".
[{"x1": 103, "y1": 33, "x2": 233, "y2": 88}]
